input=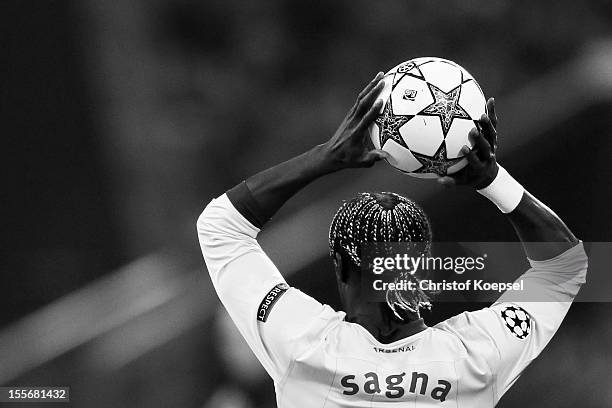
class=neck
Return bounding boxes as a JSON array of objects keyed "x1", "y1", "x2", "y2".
[{"x1": 344, "y1": 301, "x2": 428, "y2": 343}]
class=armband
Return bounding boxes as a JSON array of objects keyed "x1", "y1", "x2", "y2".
[
  {"x1": 477, "y1": 165, "x2": 524, "y2": 214},
  {"x1": 226, "y1": 181, "x2": 268, "y2": 228}
]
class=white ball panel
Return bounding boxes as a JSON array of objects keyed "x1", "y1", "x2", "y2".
[
  {"x1": 444, "y1": 118, "x2": 475, "y2": 159},
  {"x1": 390, "y1": 76, "x2": 434, "y2": 116},
  {"x1": 381, "y1": 139, "x2": 422, "y2": 172},
  {"x1": 399, "y1": 115, "x2": 444, "y2": 156},
  {"x1": 459, "y1": 67, "x2": 474, "y2": 82},
  {"x1": 458, "y1": 80, "x2": 486, "y2": 120},
  {"x1": 419, "y1": 61, "x2": 462, "y2": 93}
]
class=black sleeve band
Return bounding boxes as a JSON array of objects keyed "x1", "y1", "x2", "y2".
[{"x1": 226, "y1": 181, "x2": 269, "y2": 229}]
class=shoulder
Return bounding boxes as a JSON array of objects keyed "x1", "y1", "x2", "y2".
[
  {"x1": 428, "y1": 324, "x2": 471, "y2": 356},
  {"x1": 434, "y1": 309, "x2": 500, "y2": 359},
  {"x1": 265, "y1": 287, "x2": 345, "y2": 343}
]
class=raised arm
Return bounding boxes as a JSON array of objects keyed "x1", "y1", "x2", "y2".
[
  {"x1": 199, "y1": 71, "x2": 390, "y2": 291},
  {"x1": 438, "y1": 98, "x2": 578, "y2": 260},
  {"x1": 196, "y1": 72, "x2": 390, "y2": 382},
  {"x1": 506, "y1": 191, "x2": 577, "y2": 259},
  {"x1": 235, "y1": 72, "x2": 389, "y2": 227},
  {"x1": 436, "y1": 100, "x2": 587, "y2": 400}
]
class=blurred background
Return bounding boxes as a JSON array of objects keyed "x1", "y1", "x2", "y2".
[{"x1": 3, "y1": 0, "x2": 612, "y2": 406}]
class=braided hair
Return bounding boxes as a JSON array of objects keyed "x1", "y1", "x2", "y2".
[{"x1": 329, "y1": 192, "x2": 433, "y2": 320}]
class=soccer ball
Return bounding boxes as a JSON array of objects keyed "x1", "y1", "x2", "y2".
[{"x1": 369, "y1": 57, "x2": 486, "y2": 178}]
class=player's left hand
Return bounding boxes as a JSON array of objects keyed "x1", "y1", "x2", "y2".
[{"x1": 438, "y1": 97, "x2": 499, "y2": 189}]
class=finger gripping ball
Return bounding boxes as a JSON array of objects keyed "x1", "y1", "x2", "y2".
[{"x1": 369, "y1": 57, "x2": 486, "y2": 178}]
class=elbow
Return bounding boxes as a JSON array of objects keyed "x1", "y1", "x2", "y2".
[
  {"x1": 195, "y1": 197, "x2": 260, "y2": 282},
  {"x1": 574, "y1": 242, "x2": 589, "y2": 285},
  {"x1": 196, "y1": 200, "x2": 219, "y2": 247},
  {"x1": 196, "y1": 205, "x2": 210, "y2": 232},
  {"x1": 196, "y1": 195, "x2": 259, "y2": 259},
  {"x1": 196, "y1": 204, "x2": 209, "y2": 232},
  {"x1": 581, "y1": 247, "x2": 589, "y2": 283}
]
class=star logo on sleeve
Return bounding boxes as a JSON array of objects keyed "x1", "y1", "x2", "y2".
[
  {"x1": 420, "y1": 83, "x2": 470, "y2": 137},
  {"x1": 374, "y1": 97, "x2": 413, "y2": 149},
  {"x1": 501, "y1": 305, "x2": 531, "y2": 339},
  {"x1": 412, "y1": 142, "x2": 463, "y2": 176}
]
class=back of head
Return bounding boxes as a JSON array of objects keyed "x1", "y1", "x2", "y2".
[{"x1": 329, "y1": 192, "x2": 433, "y2": 320}]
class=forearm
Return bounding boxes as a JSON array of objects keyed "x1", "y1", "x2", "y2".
[
  {"x1": 224, "y1": 72, "x2": 386, "y2": 228},
  {"x1": 198, "y1": 148, "x2": 335, "y2": 283},
  {"x1": 443, "y1": 99, "x2": 580, "y2": 261},
  {"x1": 478, "y1": 166, "x2": 578, "y2": 261},
  {"x1": 506, "y1": 191, "x2": 578, "y2": 261},
  {"x1": 228, "y1": 144, "x2": 338, "y2": 228}
]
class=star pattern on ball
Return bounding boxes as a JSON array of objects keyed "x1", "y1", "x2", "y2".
[
  {"x1": 420, "y1": 83, "x2": 470, "y2": 137},
  {"x1": 412, "y1": 142, "x2": 464, "y2": 176},
  {"x1": 374, "y1": 97, "x2": 413, "y2": 149},
  {"x1": 391, "y1": 61, "x2": 424, "y2": 89}
]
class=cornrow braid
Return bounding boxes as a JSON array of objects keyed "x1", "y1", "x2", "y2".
[{"x1": 329, "y1": 192, "x2": 433, "y2": 320}]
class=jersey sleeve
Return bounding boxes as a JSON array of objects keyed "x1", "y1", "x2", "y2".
[
  {"x1": 197, "y1": 193, "x2": 340, "y2": 382},
  {"x1": 436, "y1": 242, "x2": 588, "y2": 402}
]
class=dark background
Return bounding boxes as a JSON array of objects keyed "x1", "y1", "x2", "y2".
[{"x1": 2, "y1": 0, "x2": 612, "y2": 407}]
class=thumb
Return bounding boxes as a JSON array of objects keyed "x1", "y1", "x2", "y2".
[
  {"x1": 437, "y1": 176, "x2": 457, "y2": 187},
  {"x1": 361, "y1": 149, "x2": 389, "y2": 168},
  {"x1": 365, "y1": 149, "x2": 390, "y2": 162}
]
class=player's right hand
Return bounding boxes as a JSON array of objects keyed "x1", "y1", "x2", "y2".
[
  {"x1": 321, "y1": 72, "x2": 390, "y2": 171},
  {"x1": 438, "y1": 97, "x2": 500, "y2": 189}
]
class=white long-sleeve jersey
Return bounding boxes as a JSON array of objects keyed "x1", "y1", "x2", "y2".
[{"x1": 197, "y1": 193, "x2": 587, "y2": 407}]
